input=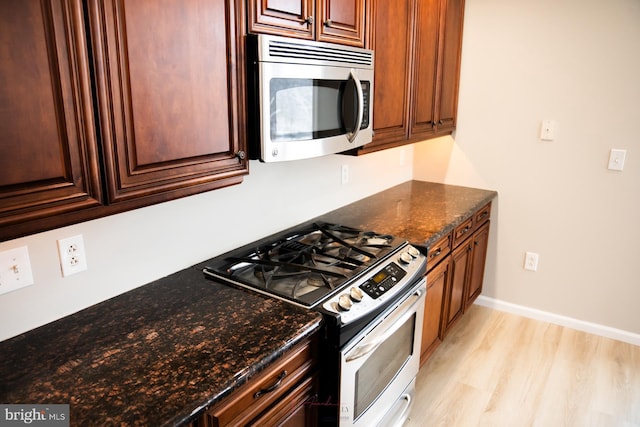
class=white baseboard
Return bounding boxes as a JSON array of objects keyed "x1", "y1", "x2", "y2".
[{"x1": 474, "y1": 296, "x2": 640, "y2": 347}]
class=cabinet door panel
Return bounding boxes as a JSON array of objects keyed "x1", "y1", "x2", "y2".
[
  {"x1": 88, "y1": 0, "x2": 247, "y2": 203},
  {"x1": 317, "y1": 0, "x2": 365, "y2": 46},
  {"x1": 410, "y1": 0, "x2": 440, "y2": 137},
  {"x1": 421, "y1": 258, "x2": 448, "y2": 365},
  {"x1": 0, "y1": 0, "x2": 101, "y2": 239},
  {"x1": 436, "y1": 0, "x2": 464, "y2": 131},
  {"x1": 443, "y1": 239, "x2": 471, "y2": 336},
  {"x1": 367, "y1": 0, "x2": 413, "y2": 147},
  {"x1": 466, "y1": 221, "x2": 489, "y2": 309},
  {"x1": 249, "y1": 0, "x2": 315, "y2": 39}
]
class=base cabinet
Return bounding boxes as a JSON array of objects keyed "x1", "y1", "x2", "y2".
[
  {"x1": 420, "y1": 202, "x2": 492, "y2": 365},
  {"x1": 197, "y1": 335, "x2": 318, "y2": 427}
]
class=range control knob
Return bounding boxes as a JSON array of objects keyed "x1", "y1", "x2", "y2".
[
  {"x1": 399, "y1": 251, "x2": 413, "y2": 264},
  {"x1": 338, "y1": 294, "x2": 353, "y2": 311},
  {"x1": 350, "y1": 287, "x2": 364, "y2": 302},
  {"x1": 407, "y1": 246, "x2": 421, "y2": 258}
]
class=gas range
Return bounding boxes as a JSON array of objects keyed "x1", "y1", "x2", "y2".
[{"x1": 203, "y1": 221, "x2": 425, "y2": 326}]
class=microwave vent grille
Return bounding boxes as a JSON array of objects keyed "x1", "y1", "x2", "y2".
[{"x1": 268, "y1": 39, "x2": 373, "y2": 66}]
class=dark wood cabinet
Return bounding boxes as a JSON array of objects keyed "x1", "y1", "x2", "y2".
[
  {"x1": 200, "y1": 335, "x2": 318, "y2": 426},
  {"x1": 420, "y1": 202, "x2": 491, "y2": 364},
  {"x1": 1, "y1": 0, "x2": 248, "y2": 241},
  {"x1": 443, "y1": 236, "x2": 472, "y2": 333},
  {"x1": 86, "y1": 0, "x2": 248, "y2": 204},
  {"x1": 0, "y1": 0, "x2": 102, "y2": 240},
  {"x1": 358, "y1": 0, "x2": 465, "y2": 154},
  {"x1": 421, "y1": 255, "x2": 449, "y2": 365},
  {"x1": 248, "y1": 0, "x2": 367, "y2": 47}
]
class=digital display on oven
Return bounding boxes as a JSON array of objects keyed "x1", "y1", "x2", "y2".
[{"x1": 372, "y1": 271, "x2": 388, "y2": 284}]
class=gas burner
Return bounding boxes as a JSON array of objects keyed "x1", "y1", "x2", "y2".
[{"x1": 204, "y1": 222, "x2": 405, "y2": 308}]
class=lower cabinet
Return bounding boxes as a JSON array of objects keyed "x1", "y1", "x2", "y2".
[
  {"x1": 197, "y1": 334, "x2": 318, "y2": 427},
  {"x1": 420, "y1": 202, "x2": 492, "y2": 366}
]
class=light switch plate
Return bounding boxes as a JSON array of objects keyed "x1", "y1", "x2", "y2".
[
  {"x1": 0, "y1": 246, "x2": 35, "y2": 295},
  {"x1": 608, "y1": 149, "x2": 626, "y2": 171}
]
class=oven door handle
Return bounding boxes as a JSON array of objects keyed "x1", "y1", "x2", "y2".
[{"x1": 345, "y1": 286, "x2": 425, "y2": 362}]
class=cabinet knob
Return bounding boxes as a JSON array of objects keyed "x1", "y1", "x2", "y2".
[
  {"x1": 235, "y1": 150, "x2": 246, "y2": 160},
  {"x1": 324, "y1": 19, "x2": 332, "y2": 27},
  {"x1": 304, "y1": 16, "x2": 314, "y2": 25}
]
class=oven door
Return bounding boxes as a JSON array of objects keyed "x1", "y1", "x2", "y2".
[
  {"x1": 256, "y1": 61, "x2": 373, "y2": 162},
  {"x1": 339, "y1": 279, "x2": 426, "y2": 427}
]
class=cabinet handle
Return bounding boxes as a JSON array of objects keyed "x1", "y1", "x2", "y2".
[
  {"x1": 254, "y1": 370, "x2": 287, "y2": 399},
  {"x1": 478, "y1": 212, "x2": 488, "y2": 220},
  {"x1": 304, "y1": 16, "x2": 314, "y2": 25},
  {"x1": 324, "y1": 19, "x2": 332, "y2": 27},
  {"x1": 235, "y1": 150, "x2": 246, "y2": 160},
  {"x1": 460, "y1": 225, "x2": 471, "y2": 236},
  {"x1": 430, "y1": 248, "x2": 442, "y2": 258}
]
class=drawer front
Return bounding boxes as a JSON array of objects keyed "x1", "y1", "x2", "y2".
[
  {"x1": 206, "y1": 338, "x2": 315, "y2": 426},
  {"x1": 453, "y1": 217, "x2": 474, "y2": 248},
  {"x1": 426, "y1": 233, "x2": 451, "y2": 273},
  {"x1": 474, "y1": 202, "x2": 492, "y2": 227}
]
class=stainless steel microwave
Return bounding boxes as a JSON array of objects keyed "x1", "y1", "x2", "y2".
[{"x1": 247, "y1": 34, "x2": 374, "y2": 162}]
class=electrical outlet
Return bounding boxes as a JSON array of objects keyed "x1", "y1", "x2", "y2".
[
  {"x1": 57, "y1": 235, "x2": 88, "y2": 277},
  {"x1": 0, "y1": 246, "x2": 35, "y2": 295},
  {"x1": 341, "y1": 164, "x2": 349, "y2": 185},
  {"x1": 524, "y1": 251, "x2": 539, "y2": 272},
  {"x1": 608, "y1": 149, "x2": 626, "y2": 171}
]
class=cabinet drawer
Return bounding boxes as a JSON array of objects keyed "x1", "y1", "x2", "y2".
[
  {"x1": 205, "y1": 337, "x2": 316, "y2": 427},
  {"x1": 426, "y1": 233, "x2": 451, "y2": 273},
  {"x1": 474, "y1": 202, "x2": 492, "y2": 227},
  {"x1": 453, "y1": 217, "x2": 474, "y2": 248}
]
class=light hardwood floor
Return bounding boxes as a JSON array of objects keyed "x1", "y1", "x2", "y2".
[{"x1": 406, "y1": 305, "x2": 640, "y2": 427}]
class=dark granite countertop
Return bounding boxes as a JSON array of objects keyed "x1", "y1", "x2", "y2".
[
  {"x1": 318, "y1": 180, "x2": 497, "y2": 250},
  {"x1": 0, "y1": 180, "x2": 496, "y2": 426},
  {"x1": 0, "y1": 267, "x2": 322, "y2": 426}
]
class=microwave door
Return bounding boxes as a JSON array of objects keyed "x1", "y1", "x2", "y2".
[{"x1": 342, "y1": 70, "x2": 364, "y2": 143}]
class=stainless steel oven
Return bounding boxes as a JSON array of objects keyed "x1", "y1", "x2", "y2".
[
  {"x1": 203, "y1": 221, "x2": 426, "y2": 426},
  {"x1": 339, "y1": 279, "x2": 425, "y2": 427}
]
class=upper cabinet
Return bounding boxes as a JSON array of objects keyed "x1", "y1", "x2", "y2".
[
  {"x1": 359, "y1": 0, "x2": 465, "y2": 153},
  {"x1": 0, "y1": 0, "x2": 103, "y2": 241},
  {"x1": 86, "y1": 0, "x2": 248, "y2": 204},
  {"x1": 248, "y1": 0, "x2": 368, "y2": 47},
  {"x1": 0, "y1": 0, "x2": 248, "y2": 242}
]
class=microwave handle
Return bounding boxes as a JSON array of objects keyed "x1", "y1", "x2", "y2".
[{"x1": 346, "y1": 69, "x2": 364, "y2": 143}]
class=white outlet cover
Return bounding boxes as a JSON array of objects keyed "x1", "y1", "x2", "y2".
[
  {"x1": 57, "y1": 235, "x2": 88, "y2": 277},
  {"x1": 0, "y1": 246, "x2": 35, "y2": 295},
  {"x1": 608, "y1": 149, "x2": 626, "y2": 171}
]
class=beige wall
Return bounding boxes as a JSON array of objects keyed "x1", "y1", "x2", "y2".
[
  {"x1": 0, "y1": 148, "x2": 413, "y2": 341},
  {"x1": 414, "y1": 0, "x2": 640, "y2": 334}
]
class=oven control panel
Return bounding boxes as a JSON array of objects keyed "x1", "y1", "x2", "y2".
[
  {"x1": 359, "y1": 262, "x2": 407, "y2": 299},
  {"x1": 322, "y1": 244, "x2": 426, "y2": 325}
]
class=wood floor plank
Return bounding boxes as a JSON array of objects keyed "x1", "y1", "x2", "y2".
[{"x1": 406, "y1": 305, "x2": 640, "y2": 427}]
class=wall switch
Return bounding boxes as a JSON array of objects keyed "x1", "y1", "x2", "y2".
[
  {"x1": 57, "y1": 235, "x2": 88, "y2": 277},
  {"x1": 341, "y1": 164, "x2": 349, "y2": 185},
  {"x1": 0, "y1": 246, "x2": 35, "y2": 295},
  {"x1": 524, "y1": 252, "x2": 539, "y2": 271},
  {"x1": 539, "y1": 120, "x2": 557, "y2": 141},
  {"x1": 607, "y1": 149, "x2": 626, "y2": 171}
]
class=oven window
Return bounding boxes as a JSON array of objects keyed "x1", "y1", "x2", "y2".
[
  {"x1": 354, "y1": 314, "x2": 415, "y2": 420},
  {"x1": 269, "y1": 78, "x2": 346, "y2": 141}
]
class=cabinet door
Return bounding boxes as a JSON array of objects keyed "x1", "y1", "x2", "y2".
[
  {"x1": 435, "y1": 0, "x2": 465, "y2": 132},
  {"x1": 317, "y1": 0, "x2": 366, "y2": 47},
  {"x1": 87, "y1": 0, "x2": 248, "y2": 204},
  {"x1": 465, "y1": 221, "x2": 490, "y2": 309},
  {"x1": 364, "y1": 0, "x2": 414, "y2": 150},
  {"x1": 0, "y1": 0, "x2": 102, "y2": 241},
  {"x1": 410, "y1": 0, "x2": 440, "y2": 138},
  {"x1": 442, "y1": 238, "x2": 471, "y2": 336},
  {"x1": 421, "y1": 258, "x2": 449, "y2": 366},
  {"x1": 248, "y1": 0, "x2": 315, "y2": 39}
]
